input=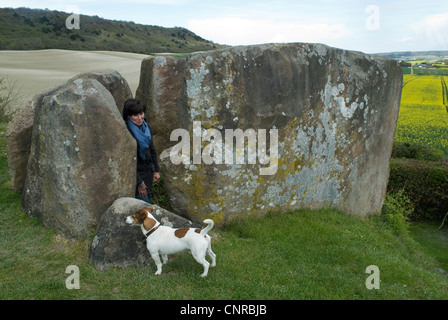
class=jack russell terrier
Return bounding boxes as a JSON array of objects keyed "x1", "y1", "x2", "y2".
[{"x1": 126, "y1": 208, "x2": 216, "y2": 277}]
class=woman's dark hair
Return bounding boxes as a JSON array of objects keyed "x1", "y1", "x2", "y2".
[{"x1": 122, "y1": 99, "x2": 146, "y2": 121}]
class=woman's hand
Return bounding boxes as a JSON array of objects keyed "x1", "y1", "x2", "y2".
[
  {"x1": 153, "y1": 172, "x2": 160, "y2": 183},
  {"x1": 138, "y1": 183, "x2": 148, "y2": 197}
]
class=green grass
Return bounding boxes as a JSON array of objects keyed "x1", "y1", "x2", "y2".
[
  {"x1": 410, "y1": 222, "x2": 448, "y2": 272},
  {"x1": 1, "y1": 122, "x2": 448, "y2": 300}
]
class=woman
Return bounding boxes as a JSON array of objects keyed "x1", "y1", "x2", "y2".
[{"x1": 122, "y1": 99, "x2": 160, "y2": 203}]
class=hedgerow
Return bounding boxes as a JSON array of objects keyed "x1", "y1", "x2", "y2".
[{"x1": 388, "y1": 158, "x2": 448, "y2": 221}]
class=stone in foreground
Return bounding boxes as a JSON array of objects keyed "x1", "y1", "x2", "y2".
[{"x1": 88, "y1": 197, "x2": 201, "y2": 271}]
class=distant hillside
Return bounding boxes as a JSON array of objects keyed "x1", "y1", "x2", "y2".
[
  {"x1": 375, "y1": 50, "x2": 448, "y2": 61},
  {"x1": 0, "y1": 7, "x2": 226, "y2": 54}
]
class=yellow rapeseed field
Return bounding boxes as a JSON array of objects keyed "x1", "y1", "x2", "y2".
[{"x1": 396, "y1": 74, "x2": 448, "y2": 155}]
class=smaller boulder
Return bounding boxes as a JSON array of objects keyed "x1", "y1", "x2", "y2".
[
  {"x1": 6, "y1": 69, "x2": 132, "y2": 192},
  {"x1": 75, "y1": 69, "x2": 132, "y2": 115},
  {"x1": 88, "y1": 197, "x2": 201, "y2": 271},
  {"x1": 6, "y1": 97, "x2": 37, "y2": 190},
  {"x1": 22, "y1": 76, "x2": 136, "y2": 239}
]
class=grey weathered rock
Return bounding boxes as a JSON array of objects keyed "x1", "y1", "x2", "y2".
[
  {"x1": 136, "y1": 43, "x2": 402, "y2": 225},
  {"x1": 22, "y1": 75, "x2": 136, "y2": 239},
  {"x1": 88, "y1": 197, "x2": 201, "y2": 271},
  {"x1": 75, "y1": 69, "x2": 133, "y2": 115},
  {"x1": 6, "y1": 69, "x2": 132, "y2": 191},
  {"x1": 5, "y1": 97, "x2": 37, "y2": 190},
  {"x1": 136, "y1": 55, "x2": 186, "y2": 154}
]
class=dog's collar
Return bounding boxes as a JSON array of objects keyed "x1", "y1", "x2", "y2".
[{"x1": 143, "y1": 225, "x2": 160, "y2": 241}]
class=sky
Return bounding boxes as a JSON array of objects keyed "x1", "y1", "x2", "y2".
[{"x1": 1, "y1": 0, "x2": 448, "y2": 54}]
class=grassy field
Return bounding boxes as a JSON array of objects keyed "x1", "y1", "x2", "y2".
[
  {"x1": 1, "y1": 122, "x2": 448, "y2": 300},
  {"x1": 396, "y1": 74, "x2": 448, "y2": 156},
  {"x1": 401, "y1": 67, "x2": 448, "y2": 75}
]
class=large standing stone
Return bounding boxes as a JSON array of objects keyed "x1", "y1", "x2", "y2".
[
  {"x1": 6, "y1": 69, "x2": 132, "y2": 191},
  {"x1": 136, "y1": 43, "x2": 402, "y2": 225},
  {"x1": 88, "y1": 197, "x2": 201, "y2": 271},
  {"x1": 22, "y1": 76, "x2": 136, "y2": 239}
]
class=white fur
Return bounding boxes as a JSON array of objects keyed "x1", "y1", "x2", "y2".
[{"x1": 126, "y1": 209, "x2": 216, "y2": 277}]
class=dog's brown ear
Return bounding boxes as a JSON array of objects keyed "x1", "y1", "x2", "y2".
[
  {"x1": 135, "y1": 210, "x2": 147, "y2": 224},
  {"x1": 146, "y1": 207, "x2": 153, "y2": 213}
]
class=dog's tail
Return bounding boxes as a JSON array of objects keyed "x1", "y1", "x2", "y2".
[{"x1": 200, "y1": 219, "x2": 214, "y2": 237}]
